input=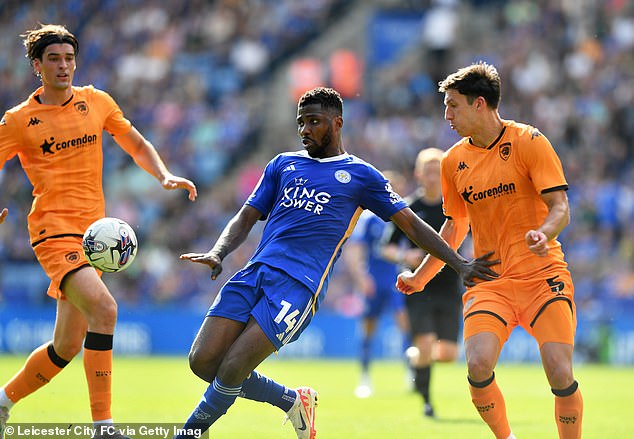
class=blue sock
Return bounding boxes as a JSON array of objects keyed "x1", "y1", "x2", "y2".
[
  {"x1": 240, "y1": 370, "x2": 296, "y2": 412},
  {"x1": 174, "y1": 377, "x2": 241, "y2": 438},
  {"x1": 361, "y1": 336, "x2": 372, "y2": 372}
]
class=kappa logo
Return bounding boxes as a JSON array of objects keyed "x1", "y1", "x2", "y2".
[
  {"x1": 531, "y1": 128, "x2": 542, "y2": 139},
  {"x1": 457, "y1": 161, "x2": 469, "y2": 171},
  {"x1": 28, "y1": 117, "x2": 42, "y2": 127}
]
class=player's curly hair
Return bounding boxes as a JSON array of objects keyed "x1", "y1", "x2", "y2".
[
  {"x1": 21, "y1": 23, "x2": 79, "y2": 63},
  {"x1": 298, "y1": 87, "x2": 343, "y2": 116},
  {"x1": 438, "y1": 61, "x2": 501, "y2": 109}
]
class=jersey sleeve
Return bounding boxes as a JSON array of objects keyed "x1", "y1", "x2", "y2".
[
  {"x1": 95, "y1": 89, "x2": 132, "y2": 137},
  {"x1": 520, "y1": 130, "x2": 568, "y2": 193},
  {"x1": 360, "y1": 167, "x2": 408, "y2": 221},
  {"x1": 0, "y1": 112, "x2": 20, "y2": 170},
  {"x1": 245, "y1": 156, "x2": 279, "y2": 219},
  {"x1": 440, "y1": 150, "x2": 467, "y2": 219}
]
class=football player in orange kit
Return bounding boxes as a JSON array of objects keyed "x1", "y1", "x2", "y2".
[
  {"x1": 397, "y1": 62, "x2": 583, "y2": 439},
  {"x1": 0, "y1": 24, "x2": 197, "y2": 439}
]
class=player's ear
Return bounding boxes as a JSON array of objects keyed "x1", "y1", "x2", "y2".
[{"x1": 335, "y1": 114, "x2": 343, "y2": 129}]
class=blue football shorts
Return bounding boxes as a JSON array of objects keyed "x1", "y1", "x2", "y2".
[{"x1": 206, "y1": 262, "x2": 315, "y2": 350}]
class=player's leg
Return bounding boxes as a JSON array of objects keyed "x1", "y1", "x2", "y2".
[
  {"x1": 188, "y1": 315, "x2": 247, "y2": 383},
  {"x1": 0, "y1": 299, "x2": 83, "y2": 424},
  {"x1": 390, "y1": 287, "x2": 411, "y2": 381},
  {"x1": 177, "y1": 265, "x2": 318, "y2": 439},
  {"x1": 176, "y1": 316, "x2": 277, "y2": 437},
  {"x1": 532, "y1": 299, "x2": 582, "y2": 439},
  {"x1": 0, "y1": 238, "x2": 91, "y2": 436},
  {"x1": 464, "y1": 318, "x2": 514, "y2": 439},
  {"x1": 433, "y1": 298, "x2": 461, "y2": 363},
  {"x1": 243, "y1": 269, "x2": 318, "y2": 439},
  {"x1": 410, "y1": 332, "x2": 436, "y2": 417},
  {"x1": 356, "y1": 316, "x2": 377, "y2": 397},
  {"x1": 405, "y1": 294, "x2": 437, "y2": 416},
  {"x1": 355, "y1": 313, "x2": 377, "y2": 398},
  {"x1": 178, "y1": 316, "x2": 316, "y2": 439},
  {"x1": 419, "y1": 298, "x2": 460, "y2": 418},
  {"x1": 62, "y1": 266, "x2": 124, "y2": 434}
]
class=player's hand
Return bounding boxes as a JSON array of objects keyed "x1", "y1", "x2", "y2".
[
  {"x1": 161, "y1": 173, "x2": 198, "y2": 201},
  {"x1": 396, "y1": 270, "x2": 424, "y2": 295},
  {"x1": 526, "y1": 230, "x2": 549, "y2": 256},
  {"x1": 180, "y1": 252, "x2": 223, "y2": 280},
  {"x1": 460, "y1": 251, "x2": 500, "y2": 287},
  {"x1": 0, "y1": 208, "x2": 7, "y2": 224}
]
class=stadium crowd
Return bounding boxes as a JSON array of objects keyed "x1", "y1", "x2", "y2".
[{"x1": 1, "y1": 0, "x2": 633, "y2": 361}]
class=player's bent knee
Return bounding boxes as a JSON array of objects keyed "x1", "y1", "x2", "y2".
[
  {"x1": 217, "y1": 355, "x2": 251, "y2": 386},
  {"x1": 466, "y1": 355, "x2": 496, "y2": 381},
  {"x1": 188, "y1": 351, "x2": 218, "y2": 382},
  {"x1": 54, "y1": 337, "x2": 83, "y2": 360}
]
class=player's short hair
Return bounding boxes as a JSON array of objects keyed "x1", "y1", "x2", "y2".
[
  {"x1": 298, "y1": 87, "x2": 343, "y2": 116},
  {"x1": 22, "y1": 24, "x2": 79, "y2": 62},
  {"x1": 416, "y1": 147, "x2": 443, "y2": 168},
  {"x1": 438, "y1": 61, "x2": 501, "y2": 109}
]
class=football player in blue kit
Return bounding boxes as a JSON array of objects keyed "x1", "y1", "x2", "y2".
[{"x1": 174, "y1": 87, "x2": 498, "y2": 439}]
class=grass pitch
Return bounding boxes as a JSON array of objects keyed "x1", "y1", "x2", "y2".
[{"x1": 1, "y1": 355, "x2": 632, "y2": 438}]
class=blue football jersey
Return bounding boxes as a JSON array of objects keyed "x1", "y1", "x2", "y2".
[{"x1": 246, "y1": 151, "x2": 407, "y2": 308}]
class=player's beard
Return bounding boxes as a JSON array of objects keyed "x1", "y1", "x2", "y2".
[{"x1": 307, "y1": 125, "x2": 334, "y2": 159}]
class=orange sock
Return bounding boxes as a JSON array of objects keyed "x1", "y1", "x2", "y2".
[
  {"x1": 83, "y1": 332, "x2": 114, "y2": 422},
  {"x1": 3, "y1": 343, "x2": 68, "y2": 403},
  {"x1": 553, "y1": 381, "x2": 583, "y2": 439},
  {"x1": 469, "y1": 373, "x2": 512, "y2": 439}
]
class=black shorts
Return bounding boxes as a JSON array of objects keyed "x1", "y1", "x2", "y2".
[{"x1": 405, "y1": 292, "x2": 462, "y2": 341}]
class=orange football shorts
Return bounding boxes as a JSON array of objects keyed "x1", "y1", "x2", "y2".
[
  {"x1": 462, "y1": 269, "x2": 576, "y2": 347},
  {"x1": 32, "y1": 236, "x2": 96, "y2": 300}
]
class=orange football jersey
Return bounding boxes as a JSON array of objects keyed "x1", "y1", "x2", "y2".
[
  {"x1": 0, "y1": 85, "x2": 132, "y2": 244},
  {"x1": 441, "y1": 120, "x2": 569, "y2": 278}
]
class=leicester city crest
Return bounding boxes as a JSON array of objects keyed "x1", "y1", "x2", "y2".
[{"x1": 334, "y1": 170, "x2": 351, "y2": 183}]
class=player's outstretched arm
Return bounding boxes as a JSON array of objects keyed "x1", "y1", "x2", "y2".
[
  {"x1": 0, "y1": 207, "x2": 7, "y2": 224},
  {"x1": 115, "y1": 126, "x2": 197, "y2": 201},
  {"x1": 180, "y1": 205, "x2": 262, "y2": 280},
  {"x1": 391, "y1": 209, "x2": 498, "y2": 291}
]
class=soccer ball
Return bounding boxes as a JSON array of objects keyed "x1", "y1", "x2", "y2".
[{"x1": 82, "y1": 217, "x2": 138, "y2": 273}]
